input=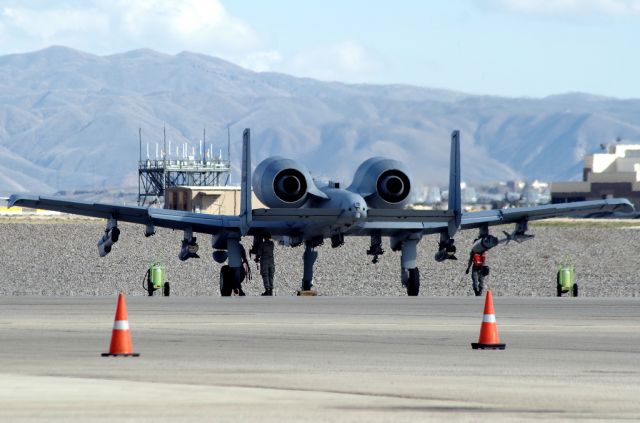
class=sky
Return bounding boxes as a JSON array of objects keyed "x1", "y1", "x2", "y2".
[{"x1": 0, "y1": 0, "x2": 639, "y2": 98}]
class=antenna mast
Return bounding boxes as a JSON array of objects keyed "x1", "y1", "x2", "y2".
[
  {"x1": 138, "y1": 127, "x2": 142, "y2": 162},
  {"x1": 138, "y1": 128, "x2": 141, "y2": 206}
]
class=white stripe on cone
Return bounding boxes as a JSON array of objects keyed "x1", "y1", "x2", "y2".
[
  {"x1": 113, "y1": 320, "x2": 130, "y2": 330},
  {"x1": 483, "y1": 314, "x2": 496, "y2": 323}
]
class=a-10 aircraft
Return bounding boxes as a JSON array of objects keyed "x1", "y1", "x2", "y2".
[{"x1": 9, "y1": 129, "x2": 633, "y2": 296}]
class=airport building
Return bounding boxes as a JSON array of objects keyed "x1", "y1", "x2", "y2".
[
  {"x1": 551, "y1": 143, "x2": 640, "y2": 208},
  {"x1": 164, "y1": 186, "x2": 264, "y2": 214}
]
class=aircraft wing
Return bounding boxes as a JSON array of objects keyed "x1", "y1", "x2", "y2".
[
  {"x1": 7, "y1": 193, "x2": 345, "y2": 236},
  {"x1": 459, "y1": 199, "x2": 633, "y2": 230},
  {"x1": 8, "y1": 194, "x2": 241, "y2": 234},
  {"x1": 358, "y1": 198, "x2": 633, "y2": 235}
]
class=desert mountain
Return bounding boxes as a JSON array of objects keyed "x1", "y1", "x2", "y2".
[{"x1": 1, "y1": 46, "x2": 640, "y2": 196}]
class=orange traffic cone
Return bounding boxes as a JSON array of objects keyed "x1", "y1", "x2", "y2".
[
  {"x1": 101, "y1": 293, "x2": 140, "y2": 357},
  {"x1": 471, "y1": 290, "x2": 506, "y2": 350}
]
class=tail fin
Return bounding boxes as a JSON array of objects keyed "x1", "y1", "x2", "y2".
[
  {"x1": 448, "y1": 130, "x2": 461, "y2": 237},
  {"x1": 240, "y1": 128, "x2": 252, "y2": 235}
]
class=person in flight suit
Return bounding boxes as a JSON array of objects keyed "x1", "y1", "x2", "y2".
[{"x1": 255, "y1": 232, "x2": 276, "y2": 296}]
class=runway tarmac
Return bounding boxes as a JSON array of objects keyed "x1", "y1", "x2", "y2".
[{"x1": 0, "y1": 296, "x2": 639, "y2": 422}]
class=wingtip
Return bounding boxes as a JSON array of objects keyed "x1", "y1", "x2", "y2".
[
  {"x1": 7, "y1": 194, "x2": 18, "y2": 207},
  {"x1": 7, "y1": 193, "x2": 41, "y2": 207},
  {"x1": 609, "y1": 198, "x2": 635, "y2": 213}
]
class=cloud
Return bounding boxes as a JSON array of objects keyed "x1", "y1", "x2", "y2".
[
  {"x1": 240, "y1": 50, "x2": 283, "y2": 72},
  {"x1": 0, "y1": 0, "x2": 260, "y2": 55},
  {"x1": 0, "y1": 2, "x2": 381, "y2": 84},
  {"x1": 288, "y1": 41, "x2": 380, "y2": 82},
  {"x1": 487, "y1": 0, "x2": 640, "y2": 16},
  {"x1": 1, "y1": 6, "x2": 109, "y2": 41}
]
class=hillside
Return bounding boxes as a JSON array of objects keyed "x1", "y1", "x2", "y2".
[{"x1": 1, "y1": 46, "x2": 640, "y2": 195}]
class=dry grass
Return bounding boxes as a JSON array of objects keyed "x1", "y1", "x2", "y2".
[
  {"x1": 0, "y1": 215, "x2": 101, "y2": 224},
  {"x1": 530, "y1": 218, "x2": 640, "y2": 229}
]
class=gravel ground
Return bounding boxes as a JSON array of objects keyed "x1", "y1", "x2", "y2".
[{"x1": 1, "y1": 217, "x2": 640, "y2": 297}]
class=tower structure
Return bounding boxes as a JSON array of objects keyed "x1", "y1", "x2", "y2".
[{"x1": 137, "y1": 128, "x2": 231, "y2": 206}]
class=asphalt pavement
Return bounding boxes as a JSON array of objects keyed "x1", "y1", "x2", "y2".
[{"x1": 0, "y1": 296, "x2": 639, "y2": 422}]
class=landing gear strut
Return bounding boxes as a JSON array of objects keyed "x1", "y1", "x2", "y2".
[
  {"x1": 398, "y1": 235, "x2": 421, "y2": 296},
  {"x1": 405, "y1": 268, "x2": 420, "y2": 296}
]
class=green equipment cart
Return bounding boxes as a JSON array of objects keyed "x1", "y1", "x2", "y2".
[
  {"x1": 556, "y1": 263, "x2": 578, "y2": 297},
  {"x1": 145, "y1": 261, "x2": 170, "y2": 296}
]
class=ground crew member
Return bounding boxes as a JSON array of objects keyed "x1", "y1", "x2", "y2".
[
  {"x1": 466, "y1": 250, "x2": 489, "y2": 296},
  {"x1": 233, "y1": 243, "x2": 251, "y2": 296},
  {"x1": 256, "y1": 232, "x2": 275, "y2": 296}
]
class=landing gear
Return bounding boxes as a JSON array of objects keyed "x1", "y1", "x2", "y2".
[
  {"x1": 397, "y1": 234, "x2": 422, "y2": 296},
  {"x1": 406, "y1": 268, "x2": 420, "y2": 296},
  {"x1": 573, "y1": 283, "x2": 579, "y2": 297}
]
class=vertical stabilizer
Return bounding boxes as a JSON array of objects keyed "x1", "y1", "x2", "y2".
[
  {"x1": 448, "y1": 130, "x2": 461, "y2": 237},
  {"x1": 240, "y1": 128, "x2": 252, "y2": 235}
]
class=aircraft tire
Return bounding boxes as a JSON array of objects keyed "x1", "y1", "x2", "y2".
[
  {"x1": 572, "y1": 283, "x2": 578, "y2": 297},
  {"x1": 406, "y1": 268, "x2": 420, "y2": 296},
  {"x1": 220, "y1": 265, "x2": 233, "y2": 297},
  {"x1": 557, "y1": 284, "x2": 562, "y2": 297},
  {"x1": 163, "y1": 282, "x2": 170, "y2": 297}
]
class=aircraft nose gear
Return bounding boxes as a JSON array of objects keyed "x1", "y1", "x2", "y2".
[{"x1": 400, "y1": 236, "x2": 421, "y2": 296}]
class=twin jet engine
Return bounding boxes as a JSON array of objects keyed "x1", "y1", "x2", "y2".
[{"x1": 252, "y1": 156, "x2": 412, "y2": 209}]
